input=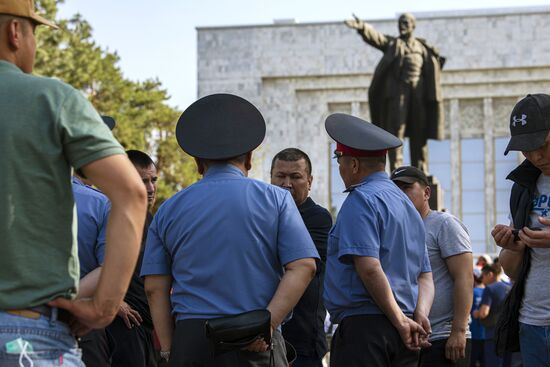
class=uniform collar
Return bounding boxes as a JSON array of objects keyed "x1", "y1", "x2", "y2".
[
  {"x1": 203, "y1": 163, "x2": 245, "y2": 179},
  {"x1": 72, "y1": 176, "x2": 85, "y2": 186},
  {"x1": 0, "y1": 60, "x2": 23, "y2": 74},
  {"x1": 344, "y1": 171, "x2": 388, "y2": 192}
]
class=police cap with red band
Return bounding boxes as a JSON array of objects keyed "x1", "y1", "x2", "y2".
[
  {"x1": 176, "y1": 93, "x2": 266, "y2": 160},
  {"x1": 325, "y1": 113, "x2": 402, "y2": 156}
]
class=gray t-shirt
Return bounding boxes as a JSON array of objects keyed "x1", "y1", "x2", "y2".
[
  {"x1": 424, "y1": 211, "x2": 472, "y2": 341},
  {"x1": 519, "y1": 174, "x2": 550, "y2": 326}
]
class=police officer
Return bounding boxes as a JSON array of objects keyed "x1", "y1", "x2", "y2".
[
  {"x1": 141, "y1": 93, "x2": 319, "y2": 367},
  {"x1": 323, "y1": 113, "x2": 434, "y2": 367},
  {"x1": 75, "y1": 145, "x2": 157, "y2": 367},
  {"x1": 73, "y1": 116, "x2": 119, "y2": 367},
  {"x1": 73, "y1": 172, "x2": 114, "y2": 366}
]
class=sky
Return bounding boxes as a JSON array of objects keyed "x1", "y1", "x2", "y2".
[{"x1": 57, "y1": 0, "x2": 550, "y2": 111}]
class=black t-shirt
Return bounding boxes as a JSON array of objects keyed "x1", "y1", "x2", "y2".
[
  {"x1": 282, "y1": 197, "x2": 332, "y2": 358},
  {"x1": 124, "y1": 212, "x2": 153, "y2": 330}
]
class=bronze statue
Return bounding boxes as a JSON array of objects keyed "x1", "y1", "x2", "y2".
[{"x1": 345, "y1": 13, "x2": 445, "y2": 173}]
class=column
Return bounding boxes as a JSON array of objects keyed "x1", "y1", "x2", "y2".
[
  {"x1": 351, "y1": 101, "x2": 361, "y2": 117},
  {"x1": 450, "y1": 99, "x2": 462, "y2": 219},
  {"x1": 483, "y1": 98, "x2": 496, "y2": 254}
]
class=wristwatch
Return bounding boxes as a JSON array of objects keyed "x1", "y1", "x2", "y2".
[{"x1": 160, "y1": 351, "x2": 170, "y2": 362}]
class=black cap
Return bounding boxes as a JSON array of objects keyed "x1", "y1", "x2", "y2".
[
  {"x1": 504, "y1": 94, "x2": 550, "y2": 155},
  {"x1": 390, "y1": 166, "x2": 429, "y2": 186},
  {"x1": 176, "y1": 94, "x2": 266, "y2": 160},
  {"x1": 101, "y1": 115, "x2": 116, "y2": 130},
  {"x1": 325, "y1": 113, "x2": 402, "y2": 152}
]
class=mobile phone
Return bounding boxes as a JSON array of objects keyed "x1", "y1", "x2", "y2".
[{"x1": 512, "y1": 227, "x2": 542, "y2": 241}]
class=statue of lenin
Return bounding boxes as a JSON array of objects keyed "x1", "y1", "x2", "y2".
[{"x1": 345, "y1": 13, "x2": 445, "y2": 173}]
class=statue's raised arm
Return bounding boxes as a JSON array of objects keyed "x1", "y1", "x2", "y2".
[{"x1": 345, "y1": 14, "x2": 389, "y2": 51}]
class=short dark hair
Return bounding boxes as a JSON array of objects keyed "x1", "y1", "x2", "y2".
[
  {"x1": 481, "y1": 264, "x2": 501, "y2": 277},
  {"x1": 197, "y1": 154, "x2": 248, "y2": 169},
  {"x1": 357, "y1": 155, "x2": 386, "y2": 169},
  {"x1": 270, "y1": 148, "x2": 312, "y2": 176},
  {"x1": 126, "y1": 150, "x2": 155, "y2": 169},
  {"x1": 0, "y1": 14, "x2": 32, "y2": 34}
]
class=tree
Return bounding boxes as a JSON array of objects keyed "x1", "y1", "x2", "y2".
[{"x1": 35, "y1": 0, "x2": 200, "y2": 208}]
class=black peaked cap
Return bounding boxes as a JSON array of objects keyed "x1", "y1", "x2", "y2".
[
  {"x1": 101, "y1": 115, "x2": 116, "y2": 130},
  {"x1": 176, "y1": 94, "x2": 266, "y2": 159},
  {"x1": 325, "y1": 113, "x2": 402, "y2": 150}
]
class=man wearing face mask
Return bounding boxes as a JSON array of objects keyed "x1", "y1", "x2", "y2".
[{"x1": 270, "y1": 148, "x2": 332, "y2": 367}]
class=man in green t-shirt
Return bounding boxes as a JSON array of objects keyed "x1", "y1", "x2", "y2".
[{"x1": 0, "y1": 0, "x2": 148, "y2": 365}]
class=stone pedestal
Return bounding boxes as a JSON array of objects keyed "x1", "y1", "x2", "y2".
[{"x1": 428, "y1": 175, "x2": 443, "y2": 211}]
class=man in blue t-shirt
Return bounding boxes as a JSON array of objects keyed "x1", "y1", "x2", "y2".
[
  {"x1": 473, "y1": 265, "x2": 510, "y2": 367},
  {"x1": 470, "y1": 268, "x2": 486, "y2": 367}
]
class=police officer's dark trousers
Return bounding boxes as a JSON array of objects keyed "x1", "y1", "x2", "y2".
[
  {"x1": 330, "y1": 314, "x2": 419, "y2": 367},
  {"x1": 108, "y1": 316, "x2": 157, "y2": 367},
  {"x1": 170, "y1": 319, "x2": 288, "y2": 367},
  {"x1": 418, "y1": 338, "x2": 471, "y2": 367},
  {"x1": 80, "y1": 328, "x2": 113, "y2": 367}
]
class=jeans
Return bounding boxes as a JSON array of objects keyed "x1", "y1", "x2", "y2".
[
  {"x1": 0, "y1": 310, "x2": 84, "y2": 367},
  {"x1": 519, "y1": 322, "x2": 550, "y2": 367},
  {"x1": 483, "y1": 339, "x2": 503, "y2": 367}
]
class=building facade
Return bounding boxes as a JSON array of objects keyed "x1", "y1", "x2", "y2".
[{"x1": 197, "y1": 6, "x2": 550, "y2": 253}]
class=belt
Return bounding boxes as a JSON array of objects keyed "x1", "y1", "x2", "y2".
[{"x1": 6, "y1": 305, "x2": 72, "y2": 324}]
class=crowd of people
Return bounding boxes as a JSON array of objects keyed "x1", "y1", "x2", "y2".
[{"x1": 2, "y1": 1, "x2": 550, "y2": 367}]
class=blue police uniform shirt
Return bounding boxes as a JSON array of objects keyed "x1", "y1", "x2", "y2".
[
  {"x1": 72, "y1": 177, "x2": 110, "y2": 278},
  {"x1": 141, "y1": 164, "x2": 320, "y2": 321},
  {"x1": 324, "y1": 171, "x2": 431, "y2": 323}
]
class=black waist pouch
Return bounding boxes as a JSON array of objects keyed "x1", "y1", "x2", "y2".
[{"x1": 205, "y1": 309, "x2": 271, "y2": 356}]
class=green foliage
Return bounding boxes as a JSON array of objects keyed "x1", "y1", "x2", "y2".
[{"x1": 34, "y1": 0, "x2": 200, "y2": 209}]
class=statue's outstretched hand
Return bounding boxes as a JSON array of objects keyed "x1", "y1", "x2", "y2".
[{"x1": 344, "y1": 14, "x2": 364, "y2": 30}]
